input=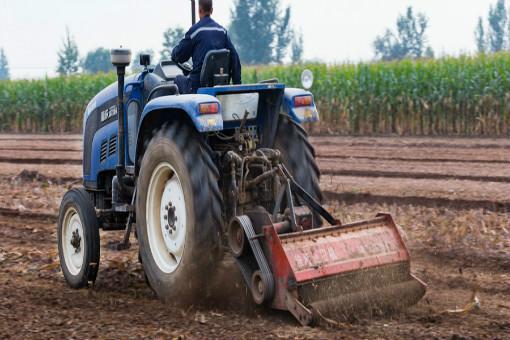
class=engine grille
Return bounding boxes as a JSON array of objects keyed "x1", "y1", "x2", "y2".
[
  {"x1": 109, "y1": 135, "x2": 117, "y2": 156},
  {"x1": 100, "y1": 139, "x2": 108, "y2": 163}
]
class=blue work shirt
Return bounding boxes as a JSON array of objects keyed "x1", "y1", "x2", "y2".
[{"x1": 171, "y1": 16, "x2": 242, "y2": 91}]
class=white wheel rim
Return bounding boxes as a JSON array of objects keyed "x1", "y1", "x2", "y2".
[
  {"x1": 147, "y1": 162, "x2": 187, "y2": 274},
  {"x1": 62, "y1": 207, "x2": 85, "y2": 276}
]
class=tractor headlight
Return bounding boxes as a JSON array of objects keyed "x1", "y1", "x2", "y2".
[{"x1": 301, "y1": 69, "x2": 314, "y2": 90}]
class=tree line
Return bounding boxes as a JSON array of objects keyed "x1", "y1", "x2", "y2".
[
  {"x1": 0, "y1": 0, "x2": 508, "y2": 80},
  {"x1": 0, "y1": 0, "x2": 303, "y2": 79},
  {"x1": 475, "y1": 0, "x2": 510, "y2": 53},
  {"x1": 373, "y1": 0, "x2": 510, "y2": 61}
]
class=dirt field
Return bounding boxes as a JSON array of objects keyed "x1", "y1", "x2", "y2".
[{"x1": 1, "y1": 134, "x2": 509, "y2": 339}]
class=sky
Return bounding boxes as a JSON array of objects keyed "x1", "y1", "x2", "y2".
[{"x1": 0, "y1": 0, "x2": 498, "y2": 79}]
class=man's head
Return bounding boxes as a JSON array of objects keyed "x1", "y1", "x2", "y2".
[{"x1": 199, "y1": 0, "x2": 213, "y2": 19}]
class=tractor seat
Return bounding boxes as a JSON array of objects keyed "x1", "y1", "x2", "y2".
[{"x1": 200, "y1": 49, "x2": 231, "y2": 88}]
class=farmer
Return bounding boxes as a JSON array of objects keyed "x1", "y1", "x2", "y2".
[{"x1": 171, "y1": 0, "x2": 242, "y2": 94}]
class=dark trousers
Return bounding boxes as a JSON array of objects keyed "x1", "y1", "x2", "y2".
[{"x1": 175, "y1": 75, "x2": 193, "y2": 94}]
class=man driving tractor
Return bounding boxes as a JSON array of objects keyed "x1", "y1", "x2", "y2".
[{"x1": 172, "y1": 0, "x2": 242, "y2": 94}]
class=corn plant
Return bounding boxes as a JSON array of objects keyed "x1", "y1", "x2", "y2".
[{"x1": 1, "y1": 53, "x2": 510, "y2": 135}]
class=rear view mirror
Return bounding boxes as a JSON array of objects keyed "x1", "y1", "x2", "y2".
[{"x1": 140, "y1": 54, "x2": 151, "y2": 68}]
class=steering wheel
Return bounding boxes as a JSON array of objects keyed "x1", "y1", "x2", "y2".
[{"x1": 177, "y1": 61, "x2": 193, "y2": 76}]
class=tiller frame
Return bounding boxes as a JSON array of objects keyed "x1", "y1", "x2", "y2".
[{"x1": 228, "y1": 162, "x2": 426, "y2": 326}]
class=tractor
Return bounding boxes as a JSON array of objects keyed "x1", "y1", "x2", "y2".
[{"x1": 57, "y1": 1, "x2": 426, "y2": 325}]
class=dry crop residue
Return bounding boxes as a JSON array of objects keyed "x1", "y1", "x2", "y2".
[{"x1": 0, "y1": 135, "x2": 509, "y2": 339}]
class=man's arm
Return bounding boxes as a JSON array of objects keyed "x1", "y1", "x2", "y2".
[
  {"x1": 171, "y1": 30, "x2": 193, "y2": 64},
  {"x1": 226, "y1": 33, "x2": 242, "y2": 85}
]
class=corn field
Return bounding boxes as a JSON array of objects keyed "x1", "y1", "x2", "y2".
[
  {"x1": 1, "y1": 53, "x2": 510, "y2": 135},
  {"x1": 246, "y1": 53, "x2": 510, "y2": 136},
  {"x1": 0, "y1": 73, "x2": 116, "y2": 133}
]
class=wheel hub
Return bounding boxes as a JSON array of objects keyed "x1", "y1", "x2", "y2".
[
  {"x1": 164, "y1": 203, "x2": 178, "y2": 235},
  {"x1": 62, "y1": 208, "x2": 85, "y2": 276},
  {"x1": 160, "y1": 178, "x2": 186, "y2": 255},
  {"x1": 70, "y1": 229, "x2": 82, "y2": 253}
]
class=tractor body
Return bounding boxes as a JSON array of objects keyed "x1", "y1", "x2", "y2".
[
  {"x1": 57, "y1": 45, "x2": 425, "y2": 325},
  {"x1": 81, "y1": 65, "x2": 315, "y2": 195}
]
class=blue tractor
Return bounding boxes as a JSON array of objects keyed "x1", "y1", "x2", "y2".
[{"x1": 57, "y1": 3, "x2": 425, "y2": 325}]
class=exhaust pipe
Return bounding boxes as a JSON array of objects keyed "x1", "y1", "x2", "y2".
[
  {"x1": 191, "y1": 0, "x2": 196, "y2": 25},
  {"x1": 110, "y1": 48, "x2": 133, "y2": 200}
]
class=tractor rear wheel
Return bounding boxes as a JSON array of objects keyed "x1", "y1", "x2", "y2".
[
  {"x1": 57, "y1": 187, "x2": 100, "y2": 288},
  {"x1": 136, "y1": 121, "x2": 222, "y2": 303},
  {"x1": 273, "y1": 115, "x2": 323, "y2": 224}
]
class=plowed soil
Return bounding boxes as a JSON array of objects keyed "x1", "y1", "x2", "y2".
[{"x1": 1, "y1": 134, "x2": 509, "y2": 339}]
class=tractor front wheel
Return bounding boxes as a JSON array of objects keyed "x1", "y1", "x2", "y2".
[
  {"x1": 136, "y1": 121, "x2": 222, "y2": 303},
  {"x1": 57, "y1": 187, "x2": 100, "y2": 288}
]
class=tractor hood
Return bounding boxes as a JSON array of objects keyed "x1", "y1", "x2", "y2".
[{"x1": 83, "y1": 74, "x2": 139, "y2": 130}]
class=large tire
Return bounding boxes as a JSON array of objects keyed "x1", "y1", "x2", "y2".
[
  {"x1": 273, "y1": 115, "x2": 323, "y2": 223},
  {"x1": 58, "y1": 187, "x2": 100, "y2": 288},
  {"x1": 136, "y1": 121, "x2": 222, "y2": 303}
]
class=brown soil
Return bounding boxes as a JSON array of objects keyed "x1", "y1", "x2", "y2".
[
  {"x1": 0, "y1": 150, "x2": 81, "y2": 161},
  {"x1": 0, "y1": 134, "x2": 81, "y2": 140},
  {"x1": 0, "y1": 138, "x2": 82, "y2": 150},
  {"x1": 318, "y1": 158, "x2": 510, "y2": 179},
  {"x1": 0, "y1": 175, "x2": 72, "y2": 215},
  {"x1": 0, "y1": 164, "x2": 81, "y2": 178},
  {"x1": 317, "y1": 145, "x2": 510, "y2": 162},
  {"x1": 310, "y1": 135, "x2": 510, "y2": 148},
  {"x1": 1, "y1": 210, "x2": 508, "y2": 339},
  {"x1": 0, "y1": 134, "x2": 509, "y2": 339},
  {"x1": 320, "y1": 175, "x2": 510, "y2": 204}
]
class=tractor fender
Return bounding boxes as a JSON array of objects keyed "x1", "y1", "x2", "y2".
[
  {"x1": 283, "y1": 88, "x2": 320, "y2": 124},
  {"x1": 139, "y1": 94, "x2": 223, "y2": 133},
  {"x1": 135, "y1": 94, "x2": 223, "y2": 173}
]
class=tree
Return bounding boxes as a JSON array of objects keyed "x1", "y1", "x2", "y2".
[
  {"x1": 57, "y1": 28, "x2": 79, "y2": 76},
  {"x1": 291, "y1": 31, "x2": 304, "y2": 64},
  {"x1": 274, "y1": 7, "x2": 292, "y2": 64},
  {"x1": 373, "y1": 7, "x2": 433, "y2": 61},
  {"x1": 374, "y1": 30, "x2": 405, "y2": 61},
  {"x1": 82, "y1": 48, "x2": 112, "y2": 74},
  {"x1": 475, "y1": 17, "x2": 488, "y2": 53},
  {"x1": 424, "y1": 46, "x2": 435, "y2": 59},
  {"x1": 161, "y1": 27, "x2": 185, "y2": 60},
  {"x1": 0, "y1": 48, "x2": 9, "y2": 80},
  {"x1": 229, "y1": 0, "x2": 295, "y2": 64},
  {"x1": 131, "y1": 49, "x2": 155, "y2": 73},
  {"x1": 488, "y1": 0, "x2": 507, "y2": 52}
]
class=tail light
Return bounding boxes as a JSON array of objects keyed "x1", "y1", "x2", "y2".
[
  {"x1": 294, "y1": 95, "x2": 313, "y2": 107},
  {"x1": 199, "y1": 102, "x2": 219, "y2": 114}
]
